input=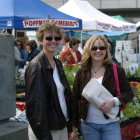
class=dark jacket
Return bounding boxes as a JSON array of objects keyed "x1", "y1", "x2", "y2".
[
  {"x1": 27, "y1": 49, "x2": 40, "y2": 62},
  {"x1": 72, "y1": 63, "x2": 133, "y2": 128},
  {"x1": 25, "y1": 51, "x2": 73, "y2": 140}
]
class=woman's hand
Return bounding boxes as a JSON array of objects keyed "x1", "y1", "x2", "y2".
[
  {"x1": 68, "y1": 127, "x2": 79, "y2": 140},
  {"x1": 100, "y1": 98, "x2": 115, "y2": 113}
]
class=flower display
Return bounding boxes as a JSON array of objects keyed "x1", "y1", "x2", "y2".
[
  {"x1": 60, "y1": 51, "x2": 71, "y2": 64},
  {"x1": 63, "y1": 64, "x2": 80, "y2": 88},
  {"x1": 130, "y1": 82, "x2": 140, "y2": 93}
]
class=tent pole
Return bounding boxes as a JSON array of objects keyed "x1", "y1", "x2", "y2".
[
  {"x1": 12, "y1": 29, "x2": 16, "y2": 37},
  {"x1": 139, "y1": 35, "x2": 140, "y2": 54},
  {"x1": 80, "y1": 30, "x2": 83, "y2": 47}
]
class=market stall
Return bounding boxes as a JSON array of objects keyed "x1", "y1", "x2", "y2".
[
  {"x1": 15, "y1": 64, "x2": 140, "y2": 139},
  {"x1": 58, "y1": 0, "x2": 136, "y2": 33},
  {"x1": 0, "y1": 0, "x2": 82, "y2": 30}
]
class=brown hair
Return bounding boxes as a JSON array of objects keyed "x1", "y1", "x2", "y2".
[
  {"x1": 36, "y1": 23, "x2": 64, "y2": 42},
  {"x1": 14, "y1": 38, "x2": 24, "y2": 49},
  {"x1": 25, "y1": 40, "x2": 37, "y2": 51},
  {"x1": 62, "y1": 34, "x2": 70, "y2": 43},
  {"x1": 69, "y1": 38, "x2": 80, "y2": 48}
]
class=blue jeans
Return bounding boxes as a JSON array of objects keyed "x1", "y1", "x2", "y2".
[{"x1": 81, "y1": 121, "x2": 122, "y2": 140}]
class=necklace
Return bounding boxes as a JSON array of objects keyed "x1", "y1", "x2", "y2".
[
  {"x1": 92, "y1": 66, "x2": 102, "y2": 76},
  {"x1": 49, "y1": 60, "x2": 55, "y2": 69}
]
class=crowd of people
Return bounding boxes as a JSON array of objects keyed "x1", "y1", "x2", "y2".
[
  {"x1": 14, "y1": 31, "x2": 82, "y2": 71},
  {"x1": 13, "y1": 22, "x2": 134, "y2": 140},
  {"x1": 14, "y1": 38, "x2": 40, "y2": 71}
]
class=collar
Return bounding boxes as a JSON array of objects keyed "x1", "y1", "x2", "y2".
[{"x1": 38, "y1": 51, "x2": 56, "y2": 70}]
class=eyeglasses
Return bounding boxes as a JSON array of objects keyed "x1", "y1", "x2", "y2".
[
  {"x1": 45, "y1": 36, "x2": 61, "y2": 41},
  {"x1": 91, "y1": 46, "x2": 106, "y2": 51}
]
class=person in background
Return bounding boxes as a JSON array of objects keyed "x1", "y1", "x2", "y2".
[
  {"x1": 60, "y1": 38, "x2": 82, "y2": 65},
  {"x1": 25, "y1": 23, "x2": 78, "y2": 140},
  {"x1": 72, "y1": 35, "x2": 133, "y2": 140},
  {"x1": 30, "y1": 40, "x2": 38, "y2": 49},
  {"x1": 14, "y1": 45, "x2": 20, "y2": 72},
  {"x1": 14, "y1": 38, "x2": 28, "y2": 69},
  {"x1": 60, "y1": 34, "x2": 70, "y2": 54},
  {"x1": 25, "y1": 40, "x2": 40, "y2": 63},
  {"x1": 104, "y1": 35, "x2": 120, "y2": 65}
]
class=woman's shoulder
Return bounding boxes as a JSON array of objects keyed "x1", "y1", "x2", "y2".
[
  {"x1": 76, "y1": 49, "x2": 82, "y2": 56},
  {"x1": 61, "y1": 48, "x2": 71, "y2": 56},
  {"x1": 27, "y1": 52, "x2": 43, "y2": 67},
  {"x1": 111, "y1": 63, "x2": 124, "y2": 71},
  {"x1": 55, "y1": 58, "x2": 63, "y2": 66},
  {"x1": 108, "y1": 63, "x2": 126, "y2": 75}
]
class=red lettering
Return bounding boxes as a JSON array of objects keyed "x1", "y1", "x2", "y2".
[
  {"x1": 73, "y1": 21, "x2": 78, "y2": 27},
  {"x1": 123, "y1": 26, "x2": 129, "y2": 29},
  {"x1": 58, "y1": 20, "x2": 63, "y2": 26},
  {"x1": 23, "y1": 19, "x2": 79, "y2": 28},
  {"x1": 24, "y1": 20, "x2": 29, "y2": 26},
  {"x1": 29, "y1": 21, "x2": 33, "y2": 26}
]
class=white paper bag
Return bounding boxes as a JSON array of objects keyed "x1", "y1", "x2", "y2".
[{"x1": 82, "y1": 78, "x2": 119, "y2": 119}]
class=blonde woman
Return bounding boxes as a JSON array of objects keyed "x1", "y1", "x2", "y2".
[{"x1": 72, "y1": 35, "x2": 133, "y2": 140}]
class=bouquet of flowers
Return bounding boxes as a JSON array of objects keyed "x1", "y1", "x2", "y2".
[{"x1": 60, "y1": 50, "x2": 71, "y2": 64}]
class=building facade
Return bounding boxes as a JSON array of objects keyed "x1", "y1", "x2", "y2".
[{"x1": 41, "y1": 0, "x2": 140, "y2": 23}]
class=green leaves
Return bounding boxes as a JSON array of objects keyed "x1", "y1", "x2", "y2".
[
  {"x1": 16, "y1": 71, "x2": 25, "y2": 87},
  {"x1": 120, "y1": 92, "x2": 140, "y2": 122},
  {"x1": 63, "y1": 64, "x2": 79, "y2": 89},
  {"x1": 127, "y1": 67, "x2": 140, "y2": 78}
]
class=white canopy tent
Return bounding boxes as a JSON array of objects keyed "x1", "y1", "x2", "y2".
[{"x1": 58, "y1": 0, "x2": 136, "y2": 33}]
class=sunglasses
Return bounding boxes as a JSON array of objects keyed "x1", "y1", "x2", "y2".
[
  {"x1": 91, "y1": 46, "x2": 106, "y2": 51},
  {"x1": 45, "y1": 36, "x2": 61, "y2": 41},
  {"x1": 16, "y1": 44, "x2": 21, "y2": 46}
]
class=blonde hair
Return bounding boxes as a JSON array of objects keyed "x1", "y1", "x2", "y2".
[
  {"x1": 81, "y1": 35, "x2": 112, "y2": 69},
  {"x1": 36, "y1": 23, "x2": 64, "y2": 42}
]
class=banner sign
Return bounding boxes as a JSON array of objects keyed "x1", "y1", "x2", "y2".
[
  {"x1": 23, "y1": 19, "x2": 79, "y2": 28},
  {"x1": 96, "y1": 21, "x2": 136, "y2": 33}
]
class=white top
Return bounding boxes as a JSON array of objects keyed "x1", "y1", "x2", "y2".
[
  {"x1": 53, "y1": 65, "x2": 69, "y2": 121},
  {"x1": 86, "y1": 76, "x2": 120, "y2": 124}
]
